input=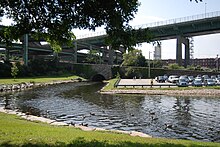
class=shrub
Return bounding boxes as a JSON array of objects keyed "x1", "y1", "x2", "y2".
[
  {"x1": 0, "y1": 61, "x2": 12, "y2": 77},
  {"x1": 11, "y1": 63, "x2": 19, "y2": 79},
  {"x1": 168, "y1": 63, "x2": 184, "y2": 69}
]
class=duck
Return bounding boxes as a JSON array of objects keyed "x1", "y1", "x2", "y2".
[
  {"x1": 165, "y1": 123, "x2": 173, "y2": 129},
  {"x1": 90, "y1": 112, "x2": 95, "y2": 116}
]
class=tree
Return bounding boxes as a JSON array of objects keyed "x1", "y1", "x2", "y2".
[
  {"x1": 85, "y1": 49, "x2": 101, "y2": 64},
  {"x1": 0, "y1": 0, "x2": 139, "y2": 50},
  {"x1": 190, "y1": 0, "x2": 202, "y2": 2},
  {"x1": 122, "y1": 49, "x2": 146, "y2": 67},
  {"x1": 0, "y1": 0, "x2": 202, "y2": 51}
]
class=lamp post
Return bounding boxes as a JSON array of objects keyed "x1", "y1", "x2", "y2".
[{"x1": 148, "y1": 51, "x2": 151, "y2": 78}]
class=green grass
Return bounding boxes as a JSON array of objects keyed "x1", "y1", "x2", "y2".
[
  {"x1": 102, "y1": 78, "x2": 118, "y2": 91},
  {"x1": 0, "y1": 112, "x2": 219, "y2": 147},
  {"x1": 0, "y1": 74, "x2": 85, "y2": 85}
]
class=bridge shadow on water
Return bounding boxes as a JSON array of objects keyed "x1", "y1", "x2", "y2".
[{"x1": 91, "y1": 74, "x2": 106, "y2": 82}]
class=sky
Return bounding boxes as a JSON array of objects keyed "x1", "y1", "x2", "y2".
[
  {"x1": 129, "y1": 0, "x2": 220, "y2": 59},
  {"x1": 75, "y1": 0, "x2": 220, "y2": 59},
  {"x1": 1, "y1": 0, "x2": 220, "y2": 59}
]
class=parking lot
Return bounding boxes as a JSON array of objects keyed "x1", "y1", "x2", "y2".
[
  {"x1": 116, "y1": 74, "x2": 220, "y2": 88},
  {"x1": 116, "y1": 79, "x2": 177, "y2": 88}
]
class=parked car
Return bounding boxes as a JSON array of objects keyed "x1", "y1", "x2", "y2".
[
  {"x1": 195, "y1": 76, "x2": 202, "y2": 81},
  {"x1": 204, "y1": 78, "x2": 216, "y2": 86},
  {"x1": 163, "y1": 75, "x2": 168, "y2": 81},
  {"x1": 202, "y1": 75, "x2": 209, "y2": 82},
  {"x1": 192, "y1": 79, "x2": 203, "y2": 87},
  {"x1": 211, "y1": 75, "x2": 217, "y2": 83},
  {"x1": 176, "y1": 79, "x2": 189, "y2": 87},
  {"x1": 168, "y1": 75, "x2": 179, "y2": 83},
  {"x1": 188, "y1": 76, "x2": 194, "y2": 83},
  {"x1": 179, "y1": 75, "x2": 189, "y2": 83},
  {"x1": 156, "y1": 76, "x2": 166, "y2": 83},
  {"x1": 216, "y1": 77, "x2": 220, "y2": 85}
]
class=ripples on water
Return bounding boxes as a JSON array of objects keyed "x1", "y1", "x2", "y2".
[{"x1": 0, "y1": 82, "x2": 220, "y2": 142}]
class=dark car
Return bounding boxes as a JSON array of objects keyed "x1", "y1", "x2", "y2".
[
  {"x1": 156, "y1": 76, "x2": 166, "y2": 83},
  {"x1": 192, "y1": 79, "x2": 203, "y2": 87},
  {"x1": 176, "y1": 79, "x2": 189, "y2": 87},
  {"x1": 204, "y1": 78, "x2": 216, "y2": 86}
]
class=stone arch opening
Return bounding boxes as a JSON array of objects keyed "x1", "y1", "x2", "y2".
[{"x1": 91, "y1": 74, "x2": 106, "y2": 82}]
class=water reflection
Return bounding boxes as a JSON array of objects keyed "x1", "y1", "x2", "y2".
[{"x1": 0, "y1": 82, "x2": 220, "y2": 142}]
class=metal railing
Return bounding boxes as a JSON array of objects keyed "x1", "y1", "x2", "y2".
[{"x1": 76, "y1": 11, "x2": 220, "y2": 39}]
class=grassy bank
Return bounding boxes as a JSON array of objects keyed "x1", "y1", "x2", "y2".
[
  {"x1": 0, "y1": 112, "x2": 219, "y2": 147},
  {"x1": 0, "y1": 74, "x2": 85, "y2": 85}
]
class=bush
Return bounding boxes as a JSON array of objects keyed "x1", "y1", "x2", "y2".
[
  {"x1": 28, "y1": 58, "x2": 68, "y2": 76},
  {"x1": 16, "y1": 62, "x2": 29, "y2": 77},
  {"x1": 11, "y1": 63, "x2": 19, "y2": 79},
  {"x1": 0, "y1": 61, "x2": 12, "y2": 77},
  {"x1": 168, "y1": 63, "x2": 184, "y2": 70}
]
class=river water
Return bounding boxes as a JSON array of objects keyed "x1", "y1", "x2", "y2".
[{"x1": 0, "y1": 82, "x2": 220, "y2": 142}]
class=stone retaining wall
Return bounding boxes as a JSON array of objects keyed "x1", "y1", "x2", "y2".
[{"x1": 0, "y1": 79, "x2": 81, "y2": 92}]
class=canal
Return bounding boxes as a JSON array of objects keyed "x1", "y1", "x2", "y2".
[{"x1": 0, "y1": 82, "x2": 220, "y2": 142}]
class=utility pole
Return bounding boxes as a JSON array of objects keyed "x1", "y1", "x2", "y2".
[{"x1": 217, "y1": 54, "x2": 219, "y2": 71}]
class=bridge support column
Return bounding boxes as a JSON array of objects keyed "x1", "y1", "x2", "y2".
[
  {"x1": 185, "y1": 38, "x2": 190, "y2": 67},
  {"x1": 176, "y1": 36, "x2": 190, "y2": 67},
  {"x1": 73, "y1": 42, "x2": 77, "y2": 63},
  {"x1": 176, "y1": 36, "x2": 182, "y2": 66},
  {"x1": 23, "y1": 34, "x2": 28, "y2": 66},
  {"x1": 108, "y1": 46, "x2": 114, "y2": 65},
  {"x1": 5, "y1": 47, "x2": 10, "y2": 61}
]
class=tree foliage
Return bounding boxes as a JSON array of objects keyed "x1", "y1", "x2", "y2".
[
  {"x1": 122, "y1": 49, "x2": 146, "y2": 67},
  {"x1": 0, "y1": 0, "x2": 202, "y2": 50},
  {"x1": 0, "y1": 0, "x2": 139, "y2": 49},
  {"x1": 85, "y1": 49, "x2": 101, "y2": 64},
  {"x1": 190, "y1": 0, "x2": 202, "y2": 2}
]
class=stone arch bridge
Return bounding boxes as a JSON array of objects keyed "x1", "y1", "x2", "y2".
[{"x1": 61, "y1": 63, "x2": 114, "y2": 81}]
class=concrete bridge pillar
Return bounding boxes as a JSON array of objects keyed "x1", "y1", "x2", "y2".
[
  {"x1": 23, "y1": 34, "x2": 29, "y2": 66},
  {"x1": 102, "y1": 47, "x2": 106, "y2": 62},
  {"x1": 176, "y1": 36, "x2": 190, "y2": 67},
  {"x1": 5, "y1": 47, "x2": 10, "y2": 61},
  {"x1": 184, "y1": 38, "x2": 190, "y2": 67},
  {"x1": 108, "y1": 46, "x2": 114, "y2": 65},
  {"x1": 73, "y1": 42, "x2": 77, "y2": 63}
]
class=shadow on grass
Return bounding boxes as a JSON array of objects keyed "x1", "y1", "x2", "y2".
[{"x1": 0, "y1": 137, "x2": 211, "y2": 147}]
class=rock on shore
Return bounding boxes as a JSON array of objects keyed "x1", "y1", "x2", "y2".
[{"x1": 0, "y1": 79, "x2": 81, "y2": 92}]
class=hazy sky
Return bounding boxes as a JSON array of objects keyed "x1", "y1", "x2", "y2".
[
  {"x1": 130, "y1": 0, "x2": 220, "y2": 59},
  {"x1": 1, "y1": 0, "x2": 220, "y2": 59}
]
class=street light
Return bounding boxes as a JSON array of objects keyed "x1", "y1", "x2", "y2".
[
  {"x1": 148, "y1": 51, "x2": 151, "y2": 78},
  {"x1": 217, "y1": 54, "x2": 219, "y2": 71}
]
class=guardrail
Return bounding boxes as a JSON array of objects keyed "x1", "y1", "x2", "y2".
[
  {"x1": 76, "y1": 11, "x2": 220, "y2": 39},
  {"x1": 115, "y1": 83, "x2": 220, "y2": 88},
  {"x1": 115, "y1": 84, "x2": 177, "y2": 88}
]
